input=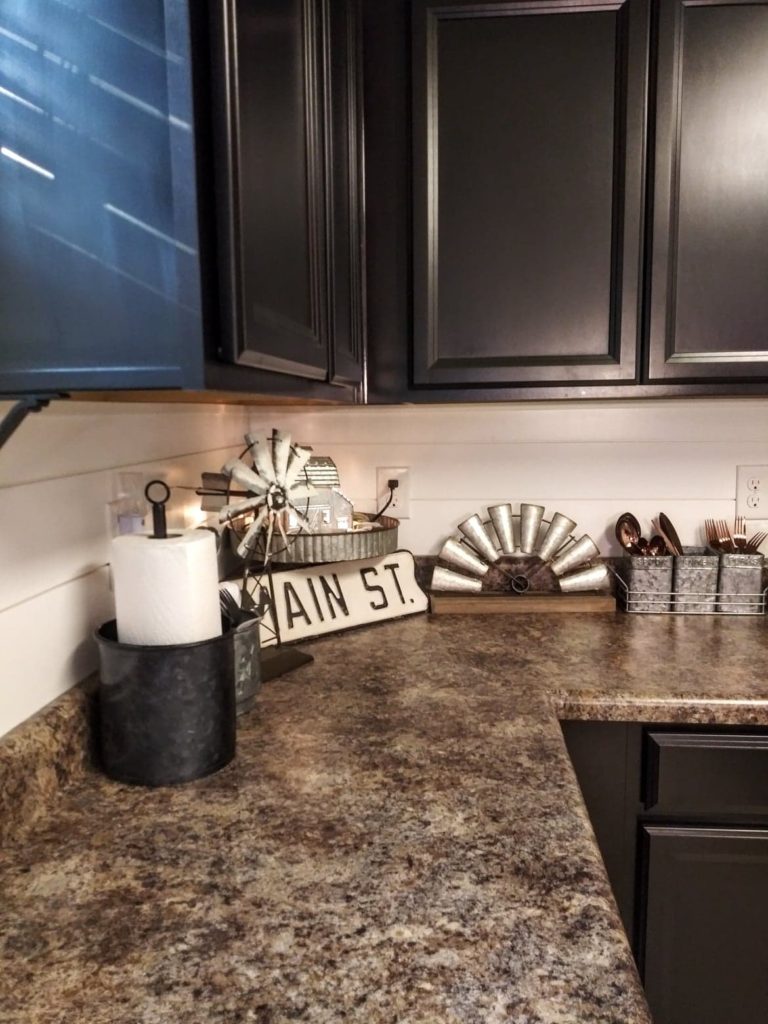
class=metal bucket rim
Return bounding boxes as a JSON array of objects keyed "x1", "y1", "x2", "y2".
[{"x1": 96, "y1": 619, "x2": 235, "y2": 653}]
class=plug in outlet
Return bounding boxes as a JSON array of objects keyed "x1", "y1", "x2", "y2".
[
  {"x1": 736, "y1": 465, "x2": 768, "y2": 518},
  {"x1": 376, "y1": 467, "x2": 411, "y2": 519}
]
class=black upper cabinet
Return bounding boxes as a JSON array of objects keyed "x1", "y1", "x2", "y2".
[
  {"x1": 0, "y1": 0, "x2": 363, "y2": 399},
  {"x1": 212, "y1": 0, "x2": 364, "y2": 386},
  {"x1": 365, "y1": 0, "x2": 768, "y2": 399},
  {"x1": 0, "y1": 0, "x2": 205, "y2": 393},
  {"x1": 646, "y1": 0, "x2": 768, "y2": 383},
  {"x1": 411, "y1": 0, "x2": 648, "y2": 386}
]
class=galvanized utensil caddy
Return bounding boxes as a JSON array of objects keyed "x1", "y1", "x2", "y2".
[{"x1": 616, "y1": 548, "x2": 766, "y2": 615}]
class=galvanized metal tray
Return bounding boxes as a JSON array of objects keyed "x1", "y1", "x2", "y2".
[{"x1": 269, "y1": 514, "x2": 399, "y2": 564}]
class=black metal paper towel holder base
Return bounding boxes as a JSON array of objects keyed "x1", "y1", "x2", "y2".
[{"x1": 95, "y1": 620, "x2": 236, "y2": 787}]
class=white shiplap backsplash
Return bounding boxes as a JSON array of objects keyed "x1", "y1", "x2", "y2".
[
  {"x1": 249, "y1": 399, "x2": 768, "y2": 555},
  {"x1": 2, "y1": 395, "x2": 768, "y2": 737},
  {"x1": 0, "y1": 400, "x2": 250, "y2": 737}
]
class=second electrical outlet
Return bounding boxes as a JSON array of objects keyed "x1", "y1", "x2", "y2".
[{"x1": 376, "y1": 467, "x2": 411, "y2": 519}]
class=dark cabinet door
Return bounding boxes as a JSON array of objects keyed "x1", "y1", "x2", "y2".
[
  {"x1": 411, "y1": 0, "x2": 648, "y2": 387},
  {"x1": 216, "y1": 0, "x2": 329, "y2": 380},
  {"x1": 214, "y1": 0, "x2": 364, "y2": 386},
  {"x1": 641, "y1": 826, "x2": 768, "y2": 1024},
  {"x1": 647, "y1": 0, "x2": 768, "y2": 382},
  {"x1": 0, "y1": 0, "x2": 205, "y2": 393},
  {"x1": 326, "y1": 0, "x2": 365, "y2": 385}
]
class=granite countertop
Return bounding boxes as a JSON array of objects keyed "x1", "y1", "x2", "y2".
[{"x1": 3, "y1": 612, "x2": 768, "y2": 1024}]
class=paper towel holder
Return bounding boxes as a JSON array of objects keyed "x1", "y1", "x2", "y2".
[{"x1": 145, "y1": 479, "x2": 171, "y2": 539}]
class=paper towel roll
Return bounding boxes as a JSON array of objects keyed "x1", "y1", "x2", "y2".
[{"x1": 112, "y1": 530, "x2": 222, "y2": 646}]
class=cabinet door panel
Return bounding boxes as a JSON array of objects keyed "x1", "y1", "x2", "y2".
[
  {"x1": 217, "y1": 0, "x2": 329, "y2": 380},
  {"x1": 641, "y1": 826, "x2": 768, "y2": 1024},
  {"x1": 647, "y1": 0, "x2": 768, "y2": 381},
  {"x1": 412, "y1": 0, "x2": 648, "y2": 386}
]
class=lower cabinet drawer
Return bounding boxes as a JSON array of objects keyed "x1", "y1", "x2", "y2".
[{"x1": 644, "y1": 730, "x2": 768, "y2": 818}]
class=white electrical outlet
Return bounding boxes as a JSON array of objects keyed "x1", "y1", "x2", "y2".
[
  {"x1": 736, "y1": 465, "x2": 768, "y2": 518},
  {"x1": 376, "y1": 467, "x2": 411, "y2": 519}
]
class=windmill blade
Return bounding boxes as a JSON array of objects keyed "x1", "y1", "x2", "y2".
[
  {"x1": 252, "y1": 438, "x2": 277, "y2": 485},
  {"x1": 222, "y1": 458, "x2": 270, "y2": 495},
  {"x1": 218, "y1": 494, "x2": 265, "y2": 524},
  {"x1": 272, "y1": 429, "x2": 291, "y2": 483},
  {"x1": 244, "y1": 433, "x2": 258, "y2": 468},
  {"x1": 284, "y1": 445, "x2": 313, "y2": 489},
  {"x1": 287, "y1": 501, "x2": 313, "y2": 533},
  {"x1": 236, "y1": 506, "x2": 269, "y2": 558}
]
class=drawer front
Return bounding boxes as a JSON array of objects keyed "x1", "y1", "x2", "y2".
[{"x1": 644, "y1": 731, "x2": 768, "y2": 819}]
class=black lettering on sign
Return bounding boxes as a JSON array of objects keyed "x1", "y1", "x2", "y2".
[
  {"x1": 384, "y1": 562, "x2": 406, "y2": 604},
  {"x1": 319, "y1": 574, "x2": 349, "y2": 619},
  {"x1": 306, "y1": 578, "x2": 325, "y2": 622},
  {"x1": 283, "y1": 581, "x2": 312, "y2": 629},
  {"x1": 360, "y1": 567, "x2": 388, "y2": 610}
]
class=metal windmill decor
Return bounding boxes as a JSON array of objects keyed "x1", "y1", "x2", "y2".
[
  {"x1": 430, "y1": 502, "x2": 612, "y2": 612},
  {"x1": 219, "y1": 429, "x2": 315, "y2": 565},
  {"x1": 217, "y1": 429, "x2": 317, "y2": 677}
]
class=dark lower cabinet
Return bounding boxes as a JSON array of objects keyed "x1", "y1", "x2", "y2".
[
  {"x1": 641, "y1": 826, "x2": 768, "y2": 1024},
  {"x1": 562, "y1": 721, "x2": 768, "y2": 1024}
]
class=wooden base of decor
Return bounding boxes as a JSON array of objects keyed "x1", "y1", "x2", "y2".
[{"x1": 429, "y1": 592, "x2": 616, "y2": 615}]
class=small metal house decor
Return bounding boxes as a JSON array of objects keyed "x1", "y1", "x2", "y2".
[{"x1": 430, "y1": 503, "x2": 612, "y2": 613}]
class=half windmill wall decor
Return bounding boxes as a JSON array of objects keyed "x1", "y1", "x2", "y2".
[{"x1": 430, "y1": 502, "x2": 613, "y2": 613}]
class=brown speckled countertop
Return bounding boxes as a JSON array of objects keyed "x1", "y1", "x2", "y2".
[{"x1": 3, "y1": 612, "x2": 768, "y2": 1024}]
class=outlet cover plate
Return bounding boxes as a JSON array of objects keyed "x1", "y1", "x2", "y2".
[
  {"x1": 376, "y1": 467, "x2": 411, "y2": 519},
  {"x1": 736, "y1": 465, "x2": 768, "y2": 518}
]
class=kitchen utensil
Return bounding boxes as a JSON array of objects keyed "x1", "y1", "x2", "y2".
[
  {"x1": 538, "y1": 512, "x2": 577, "y2": 562},
  {"x1": 745, "y1": 531, "x2": 768, "y2": 553},
  {"x1": 519, "y1": 503, "x2": 545, "y2": 554},
  {"x1": 658, "y1": 513, "x2": 684, "y2": 556},
  {"x1": 615, "y1": 512, "x2": 643, "y2": 554},
  {"x1": 219, "y1": 587, "x2": 259, "y2": 629},
  {"x1": 647, "y1": 535, "x2": 667, "y2": 556},
  {"x1": 733, "y1": 516, "x2": 747, "y2": 551}
]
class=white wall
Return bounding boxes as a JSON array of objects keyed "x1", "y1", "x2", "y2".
[
  {"x1": 249, "y1": 399, "x2": 768, "y2": 555},
  {"x1": 3, "y1": 395, "x2": 768, "y2": 738},
  {"x1": 0, "y1": 400, "x2": 250, "y2": 737}
]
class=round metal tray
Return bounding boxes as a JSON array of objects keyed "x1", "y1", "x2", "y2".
[{"x1": 269, "y1": 514, "x2": 399, "y2": 564}]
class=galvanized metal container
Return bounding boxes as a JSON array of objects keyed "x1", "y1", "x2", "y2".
[
  {"x1": 717, "y1": 552, "x2": 765, "y2": 614},
  {"x1": 233, "y1": 620, "x2": 261, "y2": 715},
  {"x1": 619, "y1": 555, "x2": 673, "y2": 613},
  {"x1": 672, "y1": 547, "x2": 719, "y2": 613},
  {"x1": 263, "y1": 514, "x2": 399, "y2": 564}
]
